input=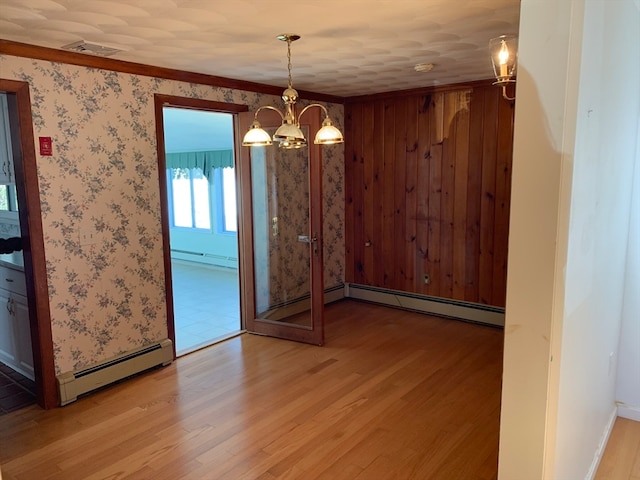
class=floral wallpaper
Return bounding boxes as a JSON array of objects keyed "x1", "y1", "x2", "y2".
[
  {"x1": 252, "y1": 137, "x2": 311, "y2": 314},
  {"x1": 0, "y1": 54, "x2": 344, "y2": 375}
]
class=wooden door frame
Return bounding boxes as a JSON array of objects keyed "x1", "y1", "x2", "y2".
[
  {"x1": 0, "y1": 79, "x2": 56, "y2": 408},
  {"x1": 153, "y1": 94, "x2": 248, "y2": 358},
  {"x1": 238, "y1": 108, "x2": 325, "y2": 345}
]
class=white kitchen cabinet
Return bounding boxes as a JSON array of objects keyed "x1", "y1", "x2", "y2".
[
  {"x1": 0, "y1": 93, "x2": 15, "y2": 185},
  {"x1": 0, "y1": 265, "x2": 33, "y2": 380}
]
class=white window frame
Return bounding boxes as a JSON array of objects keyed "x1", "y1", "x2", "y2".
[{"x1": 166, "y1": 167, "x2": 237, "y2": 235}]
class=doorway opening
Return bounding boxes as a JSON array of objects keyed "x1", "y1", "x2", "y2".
[{"x1": 162, "y1": 106, "x2": 241, "y2": 355}]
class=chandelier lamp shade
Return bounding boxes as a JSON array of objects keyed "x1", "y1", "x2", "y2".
[
  {"x1": 242, "y1": 34, "x2": 344, "y2": 149},
  {"x1": 489, "y1": 35, "x2": 518, "y2": 101}
]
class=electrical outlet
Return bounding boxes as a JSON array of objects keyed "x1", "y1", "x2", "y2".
[
  {"x1": 80, "y1": 227, "x2": 97, "y2": 245},
  {"x1": 423, "y1": 274, "x2": 430, "y2": 285}
]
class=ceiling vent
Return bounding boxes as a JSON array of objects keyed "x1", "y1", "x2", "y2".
[{"x1": 61, "y1": 41, "x2": 121, "y2": 57}]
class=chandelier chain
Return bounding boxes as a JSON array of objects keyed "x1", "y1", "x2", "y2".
[{"x1": 286, "y1": 38, "x2": 293, "y2": 89}]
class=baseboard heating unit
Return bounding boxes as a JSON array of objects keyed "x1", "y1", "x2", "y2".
[
  {"x1": 344, "y1": 283, "x2": 505, "y2": 327},
  {"x1": 56, "y1": 339, "x2": 173, "y2": 406}
]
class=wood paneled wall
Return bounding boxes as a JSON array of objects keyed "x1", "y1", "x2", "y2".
[{"x1": 344, "y1": 83, "x2": 514, "y2": 307}]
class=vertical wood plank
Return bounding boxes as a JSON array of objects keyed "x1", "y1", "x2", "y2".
[
  {"x1": 362, "y1": 102, "x2": 375, "y2": 286},
  {"x1": 427, "y1": 93, "x2": 443, "y2": 298},
  {"x1": 372, "y1": 100, "x2": 385, "y2": 287},
  {"x1": 416, "y1": 95, "x2": 431, "y2": 294},
  {"x1": 382, "y1": 100, "x2": 396, "y2": 288},
  {"x1": 393, "y1": 99, "x2": 407, "y2": 287},
  {"x1": 479, "y1": 89, "x2": 498, "y2": 305},
  {"x1": 452, "y1": 90, "x2": 471, "y2": 301},
  {"x1": 465, "y1": 87, "x2": 486, "y2": 303},
  {"x1": 404, "y1": 97, "x2": 419, "y2": 292},
  {"x1": 440, "y1": 91, "x2": 457, "y2": 299},
  {"x1": 351, "y1": 103, "x2": 365, "y2": 284},
  {"x1": 344, "y1": 105, "x2": 356, "y2": 283},
  {"x1": 492, "y1": 97, "x2": 515, "y2": 307}
]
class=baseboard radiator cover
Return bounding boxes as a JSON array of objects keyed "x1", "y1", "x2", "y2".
[
  {"x1": 258, "y1": 284, "x2": 345, "y2": 321},
  {"x1": 344, "y1": 283, "x2": 505, "y2": 327},
  {"x1": 171, "y1": 250, "x2": 238, "y2": 269},
  {"x1": 56, "y1": 339, "x2": 173, "y2": 406}
]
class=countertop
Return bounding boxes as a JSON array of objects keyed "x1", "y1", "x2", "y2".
[{"x1": 0, "y1": 252, "x2": 25, "y2": 271}]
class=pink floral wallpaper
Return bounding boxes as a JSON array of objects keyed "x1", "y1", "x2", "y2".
[{"x1": 0, "y1": 54, "x2": 344, "y2": 375}]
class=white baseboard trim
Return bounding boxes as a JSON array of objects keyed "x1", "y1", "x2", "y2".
[
  {"x1": 344, "y1": 283, "x2": 505, "y2": 327},
  {"x1": 586, "y1": 406, "x2": 619, "y2": 480},
  {"x1": 617, "y1": 402, "x2": 640, "y2": 422},
  {"x1": 325, "y1": 285, "x2": 346, "y2": 304}
]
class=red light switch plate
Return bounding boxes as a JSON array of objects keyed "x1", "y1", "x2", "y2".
[{"x1": 39, "y1": 137, "x2": 52, "y2": 156}]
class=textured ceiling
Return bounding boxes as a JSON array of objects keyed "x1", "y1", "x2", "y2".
[{"x1": 0, "y1": 0, "x2": 521, "y2": 98}]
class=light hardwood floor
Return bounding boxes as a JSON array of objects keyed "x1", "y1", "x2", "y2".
[
  {"x1": 0, "y1": 300, "x2": 505, "y2": 479},
  {"x1": 596, "y1": 417, "x2": 640, "y2": 479}
]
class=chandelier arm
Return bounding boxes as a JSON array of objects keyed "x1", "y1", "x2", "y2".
[
  {"x1": 254, "y1": 105, "x2": 286, "y2": 122},
  {"x1": 297, "y1": 103, "x2": 329, "y2": 123}
]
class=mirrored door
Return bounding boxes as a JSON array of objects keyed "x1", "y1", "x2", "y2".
[{"x1": 238, "y1": 110, "x2": 324, "y2": 345}]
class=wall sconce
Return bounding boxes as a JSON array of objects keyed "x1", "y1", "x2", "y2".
[{"x1": 490, "y1": 35, "x2": 518, "y2": 101}]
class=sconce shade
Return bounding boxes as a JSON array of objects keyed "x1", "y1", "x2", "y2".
[
  {"x1": 273, "y1": 122, "x2": 306, "y2": 142},
  {"x1": 314, "y1": 118, "x2": 344, "y2": 145},
  {"x1": 490, "y1": 35, "x2": 518, "y2": 84},
  {"x1": 242, "y1": 121, "x2": 272, "y2": 147}
]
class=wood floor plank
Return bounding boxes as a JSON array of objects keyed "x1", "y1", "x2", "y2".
[
  {"x1": 596, "y1": 417, "x2": 640, "y2": 480},
  {"x1": 0, "y1": 300, "x2": 504, "y2": 480}
]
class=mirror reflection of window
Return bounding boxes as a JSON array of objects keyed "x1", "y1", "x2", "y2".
[{"x1": 0, "y1": 185, "x2": 18, "y2": 212}]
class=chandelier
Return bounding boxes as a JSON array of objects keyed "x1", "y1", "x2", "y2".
[
  {"x1": 489, "y1": 35, "x2": 518, "y2": 101},
  {"x1": 242, "y1": 34, "x2": 344, "y2": 149}
]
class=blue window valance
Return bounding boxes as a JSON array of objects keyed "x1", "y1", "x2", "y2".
[{"x1": 165, "y1": 149, "x2": 234, "y2": 172}]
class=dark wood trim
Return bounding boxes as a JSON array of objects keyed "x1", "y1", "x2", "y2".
[
  {"x1": 0, "y1": 39, "x2": 344, "y2": 105},
  {"x1": 154, "y1": 95, "x2": 251, "y2": 115},
  {"x1": 309, "y1": 112, "x2": 325, "y2": 346},
  {"x1": 153, "y1": 94, "x2": 249, "y2": 359},
  {"x1": 153, "y1": 97, "x2": 174, "y2": 359},
  {"x1": 345, "y1": 79, "x2": 497, "y2": 103},
  {"x1": 237, "y1": 111, "x2": 257, "y2": 332},
  {"x1": 0, "y1": 79, "x2": 56, "y2": 408}
]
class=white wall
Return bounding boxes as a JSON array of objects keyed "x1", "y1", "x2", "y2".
[
  {"x1": 499, "y1": 0, "x2": 640, "y2": 478},
  {"x1": 616, "y1": 120, "x2": 640, "y2": 421},
  {"x1": 552, "y1": 0, "x2": 640, "y2": 477},
  {"x1": 498, "y1": 0, "x2": 581, "y2": 476}
]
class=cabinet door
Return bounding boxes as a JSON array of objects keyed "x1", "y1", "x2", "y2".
[
  {"x1": 13, "y1": 294, "x2": 34, "y2": 380},
  {"x1": 0, "y1": 288, "x2": 17, "y2": 365}
]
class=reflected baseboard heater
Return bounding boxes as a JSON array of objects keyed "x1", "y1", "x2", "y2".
[
  {"x1": 56, "y1": 339, "x2": 173, "y2": 406},
  {"x1": 171, "y1": 250, "x2": 237, "y2": 269}
]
